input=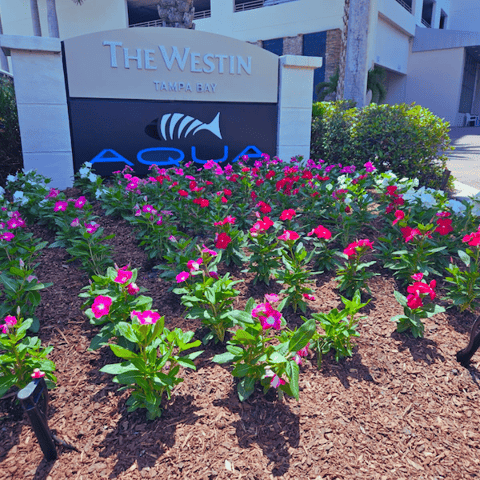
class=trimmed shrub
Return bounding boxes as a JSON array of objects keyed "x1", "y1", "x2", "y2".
[{"x1": 311, "y1": 102, "x2": 452, "y2": 189}]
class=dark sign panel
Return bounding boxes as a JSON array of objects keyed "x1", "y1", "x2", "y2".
[{"x1": 68, "y1": 99, "x2": 277, "y2": 176}]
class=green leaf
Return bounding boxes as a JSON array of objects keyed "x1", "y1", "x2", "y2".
[
  {"x1": 393, "y1": 290, "x2": 407, "y2": 307},
  {"x1": 269, "y1": 352, "x2": 288, "y2": 364},
  {"x1": 289, "y1": 319, "x2": 316, "y2": 353},
  {"x1": 212, "y1": 352, "x2": 237, "y2": 364},
  {"x1": 110, "y1": 344, "x2": 137, "y2": 360},
  {"x1": 287, "y1": 360, "x2": 300, "y2": 400},
  {"x1": 233, "y1": 330, "x2": 256, "y2": 342},
  {"x1": 232, "y1": 363, "x2": 252, "y2": 378},
  {"x1": 237, "y1": 376, "x2": 255, "y2": 402},
  {"x1": 116, "y1": 323, "x2": 139, "y2": 343},
  {"x1": 458, "y1": 250, "x2": 471, "y2": 267},
  {"x1": 100, "y1": 363, "x2": 137, "y2": 375}
]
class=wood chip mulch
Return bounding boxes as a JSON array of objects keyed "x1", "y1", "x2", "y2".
[{"x1": 1, "y1": 200, "x2": 480, "y2": 480}]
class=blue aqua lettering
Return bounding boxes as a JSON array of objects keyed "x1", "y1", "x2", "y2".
[
  {"x1": 191, "y1": 146, "x2": 228, "y2": 164},
  {"x1": 90, "y1": 149, "x2": 134, "y2": 166},
  {"x1": 137, "y1": 147, "x2": 184, "y2": 166}
]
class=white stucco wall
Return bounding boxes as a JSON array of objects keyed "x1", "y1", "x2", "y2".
[
  {"x1": 406, "y1": 46, "x2": 464, "y2": 125},
  {"x1": 384, "y1": 70, "x2": 407, "y2": 104},
  {"x1": 375, "y1": 17, "x2": 410, "y2": 74},
  {"x1": 448, "y1": 0, "x2": 480, "y2": 33},
  {"x1": 0, "y1": 0, "x2": 128, "y2": 39},
  {"x1": 195, "y1": 0, "x2": 343, "y2": 42},
  {"x1": 378, "y1": 0, "x2": 416, "y2": 36}
]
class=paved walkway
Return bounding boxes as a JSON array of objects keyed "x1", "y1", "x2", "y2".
[{"x1": 447, "y1": 126, "x2": 480, "y2": 198}]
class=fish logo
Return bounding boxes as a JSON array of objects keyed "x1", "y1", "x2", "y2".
[{"x1": 145, "y1": 113, "x2": 223, "y2": 141}]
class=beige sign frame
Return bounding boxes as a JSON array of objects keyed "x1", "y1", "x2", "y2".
[{"x1": 63, "y1": 28, "x2": 278, "y2": 103}]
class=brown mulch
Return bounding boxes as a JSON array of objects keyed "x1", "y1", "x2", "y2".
[{"x1": 1, "y1": 201, "x2": 480, "y2": 480}]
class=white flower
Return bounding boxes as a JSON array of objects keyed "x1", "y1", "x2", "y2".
[
  {"x1": 13, "y1": 191, "x2": 24, "y2": 202},
  {"x1": 419, "y1": 193, "x2": 436, "y2": 208},
  {"x1": 88, "y1": 172, "x2": 98, "y2": 182},
  {"x1": 446, "y1": 199, "x2": 467, "y2": 215},
  {"x1": 6, "y1": 174, "x2": 17, "y2": 182},
  {"x1": 84, "y1": 162, "x2": 92, "y2": 168},
  {"x1": 79, "y1": 167, "x2": 89, "y2": 177},
  {"x1": 0, "y1": 186, "x2": 4, "y2": 196}
]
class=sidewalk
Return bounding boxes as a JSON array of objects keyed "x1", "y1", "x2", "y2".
[{"x1": 447, "y1": 126, "x2": 480, "y2": 198}]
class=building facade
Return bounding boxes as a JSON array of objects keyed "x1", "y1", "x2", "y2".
[{"x1": 0, "y1": 0, "x2": 479, "y2": 125}]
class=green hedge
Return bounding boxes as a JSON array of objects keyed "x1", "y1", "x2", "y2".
[
  {"x1": 311, "y1": 102, "x2": 452, "y2": 189},
  {"x1": 0, "y1": 78, "x2": 23, "y2": 186}
]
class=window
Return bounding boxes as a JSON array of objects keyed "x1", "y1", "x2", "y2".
[
  {"x1": 459, "y1": 52, "x2": 478, "y2": 114},
  {"x1": 439, "y1": 9, "x2": 447, "y2": 29}
]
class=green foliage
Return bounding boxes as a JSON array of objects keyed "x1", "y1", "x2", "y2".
[
  {"x1": 305, "y1": 290, "x2": 369, "y2": 367},
  {"x1": 367, "y1": 66, "x2": 387, "y2": 104},
  {"x1": 311, "y1": 102, "x2": 452, "y2": 189},
  {"x1": 100, "y1": 318, "x2": 201, "y2": 420},
  {"x1": 0, "y1": 78, "x2": 22, "y2": 182},
  {"x1": 315, "y1": 67, "x2": 339, "y2": 101},
  {"x1": 0, "y1": 316, "x2": 56, "y2": 398}
]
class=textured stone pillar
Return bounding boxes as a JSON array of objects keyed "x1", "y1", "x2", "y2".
[
  {"x1": 283, "y1": 35, "x2": 303, "y2": 55},
  {"x1": 0, "y1": 35, "x2": 74, "y2": 189},
  {"x1": 157, "y1": 0, "x2": 195, "y2": 29},
  {"x1": 277, "y1": 55, "x2": 323, "y2": 162},
  {"x1": 343, "y1": 0, "x2": 378, "y2": 107}
]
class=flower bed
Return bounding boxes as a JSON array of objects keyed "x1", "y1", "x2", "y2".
[{"x1": 1, "y1": 158, "x2": 480, "y2": 479}]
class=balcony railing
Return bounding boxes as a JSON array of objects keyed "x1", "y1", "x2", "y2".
[
  {"x1": 129, "y1": 10, "x2": 211, "y2": 28},
  {"x1": 234, "y1": 0, "x2": 297, "y2": 13},
  {"x1": 421, "y1": 18, "x2": 432, "y2": 28},
  {"x1": 394, "y1": 0, "x2": 412, "y2": 14}
]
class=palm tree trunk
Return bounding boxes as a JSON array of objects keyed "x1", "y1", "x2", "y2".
[
  {"x1": 336, "y1": 0, "x2": 350, "y2": 100},
  {"x1": 46, "y1": 0, "x2": 60, "y2": 38},
  {"x1": 30, "y1": 0, "x2": 42, "y2": 37}
]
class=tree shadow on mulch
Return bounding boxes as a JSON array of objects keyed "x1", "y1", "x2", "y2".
[
  {"x1": 213, "y1": 389, "x2": 300, "y2": 477},
  {"x1": 318, "y1": 350, "x2": 375, "y2": 389},
  {"x1": 98, "y1": 394, "x2": 200, "y2": 478},
  {"x1": 391, "y1": 331, "x2": 445, "y2": 364}
]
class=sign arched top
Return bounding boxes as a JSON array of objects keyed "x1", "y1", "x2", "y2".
[{"x1": 63, "y1": 28, "x2": 279, "y2": 103}]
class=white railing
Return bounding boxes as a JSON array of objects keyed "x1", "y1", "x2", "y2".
[
  {"x1": 129, "y1": 10, "x2": 211, "y2": 28},
  {"x1": 394, "y1": 0, "x2": 412, "y2": 14},
  {"x1": 421, "y1": 18, "x2": 432, "y2": 28},
  {"x1": 234, "y1": 0, "x2": 265, "y2": 12},
  {"x1": 234, "y1": 0, "x2": 297, "y2": 12}
]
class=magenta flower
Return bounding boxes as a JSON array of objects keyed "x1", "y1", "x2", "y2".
[
  {"x1": 46, "y1": 188, "x2": 59, "y2": 198},
  {"x1": 209, "y1": 271, "x2": 219, "y2": 280},
  {"x1": 0, "y1": 232, "x2": 14, "y2": 241},
  {"x1": 91, "y1": 295, "x2": 112, "y2": 319},
  {"x1": 294, "y1": 343, "x2": 310, "y2": 365},
  {"x1": 411, "y1": 273, "x2": 423, "y2": 281},
  {"x1": 114, "y1": 268, "x2": 133, "y2": 284},
  {"x1": 176, "y1": 271, "x2": 190, "y2": 283},
  {"x1": 364, "y1": 161, "x2": 376, "y2": 172},
  {"x1": 31, "y1": 369, "x2": 46, "y2": 379},
  {"x1": 270, "y1": 374, "x2": 286, "y2": 388},
  {"x1": 74, "y1": 196, "x2": 87, "y2": 209},
  {"x1": 2, "y1": 315, "x2": 17, "y2": 333},
  {"x1": 279, "y1": 209, "x2": 296, "y2": 221},
  {"x1": 127, "y1": 283, "x2": 140, "y2": 295},
  {"x1": 70, "y1": 218, "x2": 80, "y2": 227},
  {"x1": 187, "y1": 258, "x2": 203, "y2": 272},
  {"x1": 54, "y1": 201, "x2": 68, "y2": 212},
  {"x1": 265, "y1": 293, "x2": 279, "y2": 303},
  {"x1": 134, "y1": 310, "x2": 160, "y2": 325},
  {"x1": 308, "y1": 225, "x2": 332, "y2": 240},
  {"x1": 85, "y1": 223, "x2": 99, "y2": 234},
  {"x1": 201, "y1": 245, "x2": 218, "y2": 257},
  {"x1": 252, "y1": 303, "x2": 282, "y2": 330},
  {"x1": 303, "y1": 293, "x2": 315, "y2": 301}
]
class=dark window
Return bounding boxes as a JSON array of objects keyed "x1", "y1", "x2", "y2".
[
  {"x1": 439, "y1": 10, "x2": 447, "y2": 29},
  {"x1": 421, "y1": 0, "x2": 434, "y2": 27},
  {"x1": 303, "y1": 31, "x2": 327, "y2": 101},
  {"x1": 459, "y1": 52, "x2": 478, "y2": 113},
  {"x1": 263, "y1": 38, "x2": 283, "y2": 56}
]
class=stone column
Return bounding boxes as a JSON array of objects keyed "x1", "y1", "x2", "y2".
[
  {"x1": 0, "y1": 35, "x2": 74, "y2": 189},
  {"x1": 343, "y1": 0, "x2": 377, "y2": 107},
  {"x1": 277, "y1": 55, "x2": 323, "y2": 162}
]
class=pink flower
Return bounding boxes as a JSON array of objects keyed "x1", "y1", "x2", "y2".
[
  {"x1": 187, "y1": 258, "x2": 203, "y2": 272},
  {"x1": 74, "y1": 196, "x2": 87, "y2": 209},
  {"x1": 53, "y1": 201, "x2": 68, "y2": 212},
  {"x1": 303, "y1": 293, "x2": 315, "y2": 301},
  {"x1": 294, "y1": 342, "x2": 310, "y2": 365},
  {"x1": 91, "y1": 295, "x2": 112, "y2": 319},
  {"x1": 364, "y1": 161, "x2": 376, "y2": 172},
  {"x1": 134, "y1": 310, "x2": 160, "y2": 325},
  {"x1": 209, "y1": 271, "x2": 219, "y2": 280},
  {"x1": 308, "y1": 225, "x2": 332, "y2": 240},
  {"x1": 280, "y1": 209, "x2": 296, "y2": 221},
  {"x1": 114, "y1": 268, "x2": 133, "y2": 284},
  {"x1": 463, "y1": 231, "x2": 480, "y2": 246},
  {"x1": 215, "y1": 232, "x2": 232, "y2": 249},
  {"x1": 46, "y1": 188, "x2": 59, "y2": 199},
  {"x1": 278, "y1": 230, "x2": 300, "y2": 242},
  {"x1": 85, "y1": 223, "x2": 100, "y2": 234},
  {"x1": 31, "y1": 369, "x2": 46, "y2": 379},
  {"x1": 127, "y1": 283, "x2": 140, "y2": 295},
  {"x1": 270, "y1": 374, "x2": 286, "y2": 388},
  {"x1": 392, "y1": 210, "x2": 405, "y2": 226},
  {"x1": 344, "y1": 239, "x2": 374, "y2": 257},
  {"x1": 4, "y1": 315, "x2": 17, "y2": 327},
  {"x1": 201, "y1": 245, "x2": 218, "y2": 257},
  {"x1": 0, "y1": 232, "x2": 14, "y2": 241},
  {"x1": 142, "y1": 204, "x2": 156, "y2": 214},
  {"x1": 257, "y1": 201, "x2": 271, "y2": 214},
  {"x1": 411, "y1": 273, "x2": 423, "y2": 281},
  {"x1": 265, "y1": 293, "x2": 279, "y2": 303},
  {"x1": 407, "y1": 293, "x2": 423, "y2": 309},
  {"x1": 436, "y1": 217, "x2": 453, "y2": 236},
  {"x1": 176, "y1": 271, "x2": 190, "y2": 283},
  {"x1": 70, "y1": 218, "x2": 80, "y2": 227},
  {"x1": 407, "y1": 281, "x2": 436, "y2": 301},
  {"x1": 252, "y1": 303, "x2": 282, "y2": 330}
]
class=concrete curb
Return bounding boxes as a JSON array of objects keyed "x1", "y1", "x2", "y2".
[{"x1": 452, "y1": 180, "x2": 480, "y2": 201}]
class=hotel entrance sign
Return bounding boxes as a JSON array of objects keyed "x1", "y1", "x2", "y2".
[{"x1": 62, "y1": 28, "x2": 279, "y2": 175}]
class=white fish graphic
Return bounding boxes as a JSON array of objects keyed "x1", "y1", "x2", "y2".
[{"x1": 158, "y1": 112, "x2": 223, "y2": 141}]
